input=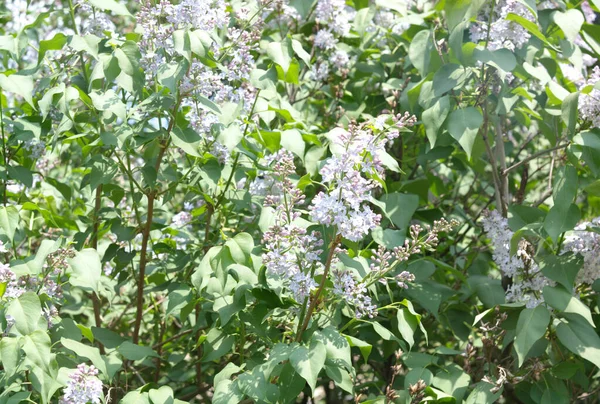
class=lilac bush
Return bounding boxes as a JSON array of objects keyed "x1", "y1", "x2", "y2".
[{"x1": 0, "y1": 0, "x2": 599, "y2": 403}]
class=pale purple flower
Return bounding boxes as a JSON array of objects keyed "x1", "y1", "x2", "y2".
[
  {"x1": 172, "y1": 211, "x2": 192, "y2": 227},
  {"x1": 60, "y1": 364, "x2": 103, "y2": 404},
  {"x1": 314, "y1": 30, "x2": 337, "y2": 50}
]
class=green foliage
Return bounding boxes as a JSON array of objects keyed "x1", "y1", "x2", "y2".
[{"x1": 0, "y1": 0, "x2": 600, "y2": 403}]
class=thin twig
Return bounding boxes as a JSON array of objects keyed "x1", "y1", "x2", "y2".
[
  {"x1": 502, "y1": 143, "x2": 569, "y2": 176},
  {"x1": 296, "y1": 234, "x2": 341, "y2": 342}
]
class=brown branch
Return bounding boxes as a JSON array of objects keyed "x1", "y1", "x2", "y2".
[
  {"x1": 90, "y1": 184, "x2": 105, "y2": 354},
  {"x1": 152, "y1": 329, "x2": 194, "y2": 350},
  {"x1": 296, "y1": 234, "x2": 341, "y2": 342},
  {"x1": 502, "y1": 143, "x2": 569, "y2": 176},
  {"x1": 132, "y1": 97, "x2": 181, "y2": 344}
]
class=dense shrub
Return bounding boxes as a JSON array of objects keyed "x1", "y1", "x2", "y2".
[{"x1": 1, "y1": 0, "x2": 600, "y2": 403}]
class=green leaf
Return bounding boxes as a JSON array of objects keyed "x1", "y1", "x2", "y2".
[
  {"x1": 149, "y1": 386, "x2": 176, "y2": 404},
  {"x1": 67, "y1": 248, "x2": 102, "y2": 293},
  {"x1": 404, "y1": 367, "x2": 433, "y2": 389},
  {"x1": 279, "y1": 362, "x2": 310, "y2": 402},
  {"x1": 397, "y1": 308, "x2": 418, "y2": 349},
  {"x1": 88, "y1": 0, "x2": 132, "y2": 16},
  {"x1": 30, "y1": 366, "x2": 62, "y2": 404},
  {"x1": 422, "y1": 96, "x2": 451, "y2": 148},
  {"x1": 344, "y1": 335, "x2": 372, "y2": 364},
  {"x1": 38, "y1": 33, "x2": 68, "y2": 65},
  {"x1": 118, "y1": 341, "x2": 159, "y2": 361},
  {"x1": 432, "y1": 64, "x2": 470, "y2": 96},
  {"x1": 90, "y1": 89, "x2": 127, "y2": 121},
  {"x1": 505, "y1": 13, "x2": 547, "y2": 43},
  {"x1": 0, "y1": 205, "x2": 20, "y2": 242},
  {"x1": 432, "y1": 364, "x2": 470, "y2": 402},
  {"x1": 446, "y1": 107, "x2": 483, "y2": 159},
  {"x1": 553, "y1": 10, "x2": 584, "y2": 42},
  {"x1": 22, "y1": 330, "x2": 53, "y2": 373},
  {"x1": 553, "y1": 166, "x2": 578, "y2": 210},
  {"x1": 92, "y1": 327, "x2": 127, "y2": 349},
  {"x1": 122, "y1": 391, "x2": 150, "y2": 404},
  {"x1": 539, "y1": 253, "x2": 582, "y2": 290},
  {"x1": 290, "y1": 340, "x2": 326, "y2": 393},
  {"x1": 314, "y1": 326, "x2": 352, "y2": 366},
  {"x1": 225, "y1": 233, "x2": 254, "y2": 264},
  {"x1": 409, "y1": 30, "x2": 437, "y2": 76},
  {"x1": 561, "y1": 92, "x2": 579, "y2": 137},
  {"x1": 514, "y1": 306, "x2": 550, "y2": 367},
  {"x1": 291, "y1": 39, "x2": 311, "y2": 66},
  {"x1": 444, "y1": 0, "x2": 486, "y2": 30},
  {"x1": 466, "y1": 381, "x2": 502, "y2": 403},
  {"x1": 544, "y1": 203, "x2": 580, "y2": 243},
  {"x1": 213, "y1": 380, "x2": 244, "y2": 404},
  {"x1": 8, "y1": 165, "x2": 33, "y2": 188},
  {"x1": 202, "y1": 328, "x2": 235, "y2": 362},
  {"x1": 469, "y1": 275, "x2": 506, "y2": 307},
  {"x1": 543, "y1": 285, "x2": 594, "y2": 328},
  {"x1": 372, "y1": 193, "x2": 419, "y2": 232},
  {"x1": 0, "y1": 73, "x2": 34, "y2": 108},
  {"x1": 61, "y1": 338, "x2": 121, "y2": 378},
  {"x1": 171, "y1": 127, "x2": 202, "y2": 157},
  {"x1": 266, "y1": 41, "x2": 292, "y2": 73},
  {"x1": 157, "y1": 60, "x2": 188, "y2": 94},
  {"x1": 325, "y1": 365, "x2": 354, "y2": 394},
  {"x1": 6, "y1": 292, "x2": 43, "y2": 336},
  {"x1": 70, "y1": 34, "x2": 101, "y2": 59},
  {"x1": 555, "y1": 313, "x2": 600, "y2": 368},
  {"x1": 473, "y1": 48, "x2": 517, "y2": 72},
  {"x1": 0, "y1": 336, "x2": 21, "y2": 377}
]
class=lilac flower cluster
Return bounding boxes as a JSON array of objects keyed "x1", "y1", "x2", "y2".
[
  {"x1": 332, "y1": 270, "x2": 377, "y2": 318},
  {"x1": 307, "y1": 0, "x2": 356, "y2": 81},
  {"x1": 137, "y1": 0, "x2": 259, "y2": 163},
  {"x1": 372, "y1": 7, "x2": 411, "y2": 37},
  {"x1": 76, "y1": 0, "x2": 114, "y2": 36},
  {"x1": 470, "y1": 0, "x2": 535, "y2": 51},
  {"x1": 59, "y1": 364, "x2": 103, "y2": 404},
  {"x1": 578, "y1": 66, "x2": 600, "y2": 129},
  {"x1": 24, "y1": 140, "x2": 46, "y2": 160},
  {"x1": 261, "y1": 151, "x2": 324, "y2": 303},
  {"x1": 562, "y1": 218, "x2": 600, "y2": 285},
  {"x1": 482, "y1": 210, "x2": 552, "y2": 308},
  {"x1": 310, "y1": 114, "x2": 416, "y2": 242},
  {"x1": 262, "y1": 0, "x2": 301, "y2": 29}
]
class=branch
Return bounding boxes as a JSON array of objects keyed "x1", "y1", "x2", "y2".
[
  {"x1": 502, "y1": 143, "x2": 569, "y2": 176},
  {"x1": 132, "y1": 97, "x2": 181, "y2": 344},
  {"x1": 296, "y1": 234, "x2": 341, "y2": 342}
]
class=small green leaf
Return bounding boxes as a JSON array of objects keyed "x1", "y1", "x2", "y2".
[
  {"x1": 544, "y1": 203, "x2": 580, "y2": 243},
  {"x1": 543, "y1": 285, "x2": 595, "y2": 328},
  {"x1": 0, "y1": 205, "x2": 20, "y2": 242},
  {"x1": 6, "y1": 292, "x2": 43, "y2": 336},
  {"x1": 67, "y1": 249, "x2": 102, "y2": 293},
  {"x1": 446, "y1": 107, "x2": 483, "y2": 159},
  {"x1": 118, "y1": 341, "x2": 159, "y2": 361},
  {"x1": 556, "y1": 313, "x2": 600, "y2": 368},
  {"x1": 539, "y1": 253, "x2": 582, "y2": 290},
  {"x1": 561, "y1": 92, "x2": 579, "y2": 137},
  {"x1": 266, "y1": 41, "x2": 292, "y2": 73},
  {"x1": 344, "y1": 335, "x2": 372, "y2": 364},
  {"x1": 0, "y1": 73, "x2": 34, "y2": 108},
  {"x1": 432, "y1": 64, "x2": 470, "y2": 96},
  {"x1": 422, "y1": 96, "x2": 451, "y2": 148},
  {"x1": 553, "y1": 9, "x2": 584, "y2": 42},
  {"x1": 514, "y1": 306, "x2": 550, "y2": 367},
  {"x1": 290, "y1": 340, "x2": 326, "y2": 393}
]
